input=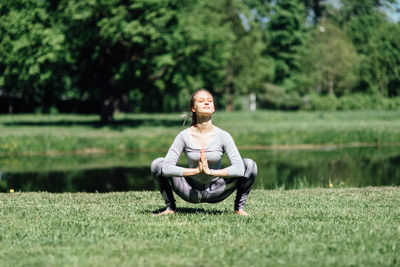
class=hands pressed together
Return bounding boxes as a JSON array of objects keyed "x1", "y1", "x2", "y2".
[{"x1": 197, "y1": 148, "x2": 212, "y2": 175}]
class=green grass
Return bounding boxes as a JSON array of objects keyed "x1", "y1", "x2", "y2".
[
  {"x1": 1, "y1": 188, "x2": 399, "y2": 266},
  {"x1": 1, "y1": 110, "x2": 400, "y2": 155}
]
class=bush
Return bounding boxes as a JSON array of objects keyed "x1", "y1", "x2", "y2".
[
  {"x1": 300, "y1": 94, "x2": 400, "y2": 111},
  {"x1": 257, "y1": 83, "x2": 302, "y2": 110},
  {"x1": 337, "y1": 94, "x2": 374, "y2": 110},
  {"x1": 301, "y1": 94, "x2": 338, "y2": 111}
]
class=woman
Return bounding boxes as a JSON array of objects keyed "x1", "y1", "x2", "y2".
[{"x1": 151, "y1": 89, "x2": 257, "y2": 216}]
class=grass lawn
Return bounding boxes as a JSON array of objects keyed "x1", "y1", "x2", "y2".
[
  {"x1": 1, "y1": 188, "x2": 399, "y2": 266},
  {"x1": 1, "y1": 110, "x2": 400, "y2": 155}
]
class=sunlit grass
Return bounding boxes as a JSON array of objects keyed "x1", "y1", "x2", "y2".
[
  {"x1": 0, "y1": 188, "x2": 399, "y2": 266},
  {"x1": 1, "y1": 110, "x2": 400, "y2": 155}
]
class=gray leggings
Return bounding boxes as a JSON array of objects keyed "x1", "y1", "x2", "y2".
[{"x1": 151, "y1": 158, "x2": 257, "y2": 211}]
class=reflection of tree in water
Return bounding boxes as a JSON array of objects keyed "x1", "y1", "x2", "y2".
[
  {"x1": 252, "y1": 147, "x2": 400, "y2": 189},
  {"x1": 1, "y1": 167, "x2": 155, "y2": 193}
]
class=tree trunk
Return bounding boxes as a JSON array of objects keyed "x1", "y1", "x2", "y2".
[
  {"x1": 225, "y1": 65, "x2": 234, "y2": 111},
  {"x1": 7, "y1": 92, "x2": 13, "y2": 113},
  {"x1": 328, "y1": 78, "x2": 334, "y2": 96},
  {"x1": 101, "y1": 96, "x2": 118, "y2": 124},
  {"x1": 100, "y1": 80, "x2": 118, "y2": 124}
]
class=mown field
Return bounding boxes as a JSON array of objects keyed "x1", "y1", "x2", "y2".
[
  {"x1": 1, "y1": 188, "x2": 399, "y2": 266},
  {"x1": 1, "y1": 110, "x2": 400, "y2": 155}
]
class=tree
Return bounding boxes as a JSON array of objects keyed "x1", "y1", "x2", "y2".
[
  {"x1": 335, "y1": 0, "x2": 398, "y2": 25},
  {"x1": 59, "y1": 0, "x2": 187, "y2": 122},
  {"x1": 266, "y1": 0, "x2": 307, "y2": 84},
  {"x1": 359, "y1": 23, "x2": 400, "y2": 96},
  {"x1": 302, "y1": 0, "x2": 329, "y2": 24},
  {"x1": 341, "y1": 3, "x2": 400, "y2": 96},
  {"x1": 216, "y1": 0, "x2": 273, "y2": 110},
  {"x1": 2, "y1": 0, "x2": 264, "y2": 118},
  {"x1": 165, "y1": 0, "x2": 235, "y2": 110},
  {"x1": 298, "y1": 20, "x2": 359, "y2": 96},
  {"x1": 0, "y1": 0, "x2": 71, "y2": 113}
]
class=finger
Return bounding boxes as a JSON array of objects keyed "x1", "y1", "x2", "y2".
[
  {"x1": 203, "y1": 161, "x2": 208, "y2": 169},
  {"x1": 201, "y1": 148, "x2": 206, "y2": 161}
]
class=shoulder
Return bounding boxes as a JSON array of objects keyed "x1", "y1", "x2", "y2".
[
  {"x1": 215, "y1": 126, "x2": 230, "y2": 136},
  {"x1": 215, "y1": 126, "x2": 233, "y2": 141},
  {"x1": 176, "y1": 128, "x2": 190, "y2": 137},
  {"x1": 178, "y1": 127, "x2": 190, "y2": 135},
  {"x1": 175, "y1": 127, "x2": 190, "y2": 140}
]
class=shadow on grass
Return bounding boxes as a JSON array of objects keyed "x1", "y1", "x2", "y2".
[
  {"x1": 149, "y1": 207, "x2": 226, "y2": 215},
  {"x1": 3, "y1": 118, "x2": 183, "y2": 128}
]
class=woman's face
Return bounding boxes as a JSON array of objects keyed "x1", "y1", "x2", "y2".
[{"x1": 192, "y1": 91, "x2": 215, "y2": 116}]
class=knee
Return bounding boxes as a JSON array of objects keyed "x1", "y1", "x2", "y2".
[
  {"x1": 243, "y1": 158, "x2": 257, "y2": 179},
  {"x1": 151, "y1": 157, "x2": 164, "y2": 175}
]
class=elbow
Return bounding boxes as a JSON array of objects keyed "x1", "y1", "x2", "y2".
[
  {"x1": 229, "y1": 165, "x2": 245, "y2": 177},
  {"x1": 161, "y1": 164, "x2": 172, "y2": 177},
  {"x1": 236, "y1": 162, "x2": 245, "y2": 177},
  {"x1": 238, "y1": 166, "x2": 245, "y2": 177}
]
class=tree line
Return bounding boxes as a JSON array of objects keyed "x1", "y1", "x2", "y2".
[{"x1": 1, "y1": 0, "x2": 399, "y2": 121}]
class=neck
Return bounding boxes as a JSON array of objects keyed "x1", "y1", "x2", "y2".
[{"x1": 195, "y1": 116, "x2": 213, "y2": 133}]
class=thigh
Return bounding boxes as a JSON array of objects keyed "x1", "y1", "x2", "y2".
[
  {"x1": 169, "y1": 177, "x2": 203, "y2": 204},
  {"x1": 201, "y1": 178, "x2": 238, "y2": 203}
]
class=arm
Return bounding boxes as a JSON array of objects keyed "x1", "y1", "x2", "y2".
[
  {"x1": 219, "y1": 131, "x2": 244, "y2": 177},
  {"x1": 182, "y1": 167, "x2": 201, "y2": 176},
  {"x1": 162, "y1": 131, "x2": 201, "y2": 177},
  {"x1": 201, "y1": 131, "x2": 244, "y2": 178}
]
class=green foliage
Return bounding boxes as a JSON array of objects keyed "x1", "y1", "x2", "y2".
[
  {"x1": 302, "y1": 94, "x2": 338, "y2": 110},
  {"x1": 1, "y1": 0, "x2": 400, "y2": 116},
  {"x1": 298, "y1": 20, "x2": 359, "y2": 96},
  {"x1": 199, "y1": 0, "x2": 275, "y2": 110},
  {"x1": 301, "y1": 93, "x2": 400, "y2": 110},
  {"x1": 359, "y1": 23, "x2": 400, "y2": 96},
  {"x1": 302, "y1": 0, "x2": 330, "y2": 24},
  {"x1": 337, "y1": 0, "x2": 398, "y2": 22},
  {"x1": 342, "y1": 3, "x2": 400, "y2": 97},
  {"x1": 267, "y1": 0, "x2": 307, "y2": 83},
  {"x1": 0, "y1": 0, "x2": 72, "y2": 111},
  {"x1": 257, "y1": 83, "x2": 302, "y2": 110}
]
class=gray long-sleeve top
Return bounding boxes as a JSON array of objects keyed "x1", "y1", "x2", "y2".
[{"x1": 162, "y1": 127, "x2": 245, "y2": 188}]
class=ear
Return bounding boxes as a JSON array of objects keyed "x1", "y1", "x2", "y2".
[{"x1": 192, "y1": 107, "x2": 196, "y2": 113}]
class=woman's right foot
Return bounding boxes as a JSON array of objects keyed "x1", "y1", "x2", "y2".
[
  {"x1": 154, "y1": 209, "x2": 176, "y2": 216},
  {"x1": 235, "y1": 210, "x2": 249, "y2": 216}
]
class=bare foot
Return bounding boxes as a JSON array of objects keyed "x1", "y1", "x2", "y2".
[
  {"x1": 153, "y1": 209, "x2": 176, "y2": 216},
  {"x1": 235, "y1": 210, "x2": 249, "y2": 216}
]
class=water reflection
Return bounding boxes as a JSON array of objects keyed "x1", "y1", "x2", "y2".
[
  {"x1": 0, "y1": 167, "x2": 154, "y2": 192},
  {"x1": 0, "y1": 146, "x2": 399, "y2": 192}
]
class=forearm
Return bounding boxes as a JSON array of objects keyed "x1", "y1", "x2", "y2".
[
  {"x1": 209, "y1": 168, "x2": 230, "y2": 178},
  {"x1": 182, "y1": 167, "x2": 201, "y2": 177}
]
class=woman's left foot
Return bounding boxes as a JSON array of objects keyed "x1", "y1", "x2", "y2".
[
  {"x1": 235, "y1": 210, "x2": 249, "y2": 216},
  {"x1": 153, "y1": 209, "x2": 176, "y2": 216}
]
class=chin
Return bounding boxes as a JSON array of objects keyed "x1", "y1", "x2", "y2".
[{"x1": 198, "y1": 110, "x2": 214, "y2": 116}]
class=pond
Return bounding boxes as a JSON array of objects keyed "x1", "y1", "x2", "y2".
[{"x1": 0, "y1": 145, "x2": 399, "y2": 192}]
